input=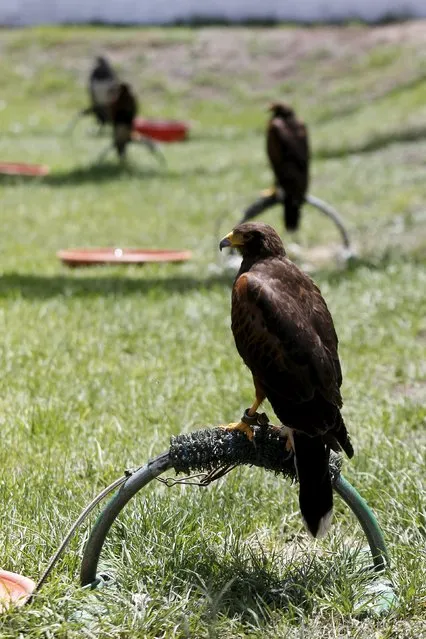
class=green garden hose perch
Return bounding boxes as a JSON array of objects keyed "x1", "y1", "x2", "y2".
[
  {"x1": 75, "y1": 413, "x2": 396, "y2": 615},
  {"x1": 238, "y1": 191, "x2": 353, "y2": 255}
]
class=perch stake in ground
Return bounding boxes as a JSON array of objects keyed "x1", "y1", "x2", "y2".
[{"x1": 75, "y1": 412, "x2": 395, "y2": 614}]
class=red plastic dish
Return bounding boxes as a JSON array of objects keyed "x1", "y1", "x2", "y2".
[
  {"x1": 0, "y1": 162, "x2": 49, "y2": 176},
  {"x1": 133, "y1": 118, "x2": 189, "y2": 143},
  {"x1": 0, "y1": 570, "x2": 35, "y2": 611},
  {"x1": 57, "y1": 247, "x2": 192, "y2": 268}
]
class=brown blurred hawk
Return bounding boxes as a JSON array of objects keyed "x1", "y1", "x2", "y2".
[
  {"x1": 266, "y1": 102, "x2": 310, "y2": 231},
  {"x1": 110, "y1": 82, "x2": 138, "y2": 159},
  {"x1": 219, "y1": 222, "x2": 353, "y2": 538}
]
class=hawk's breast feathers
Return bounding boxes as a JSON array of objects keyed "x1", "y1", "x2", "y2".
[{"x1": 232, "y1": 257, "x2": 342, "y2": 412}]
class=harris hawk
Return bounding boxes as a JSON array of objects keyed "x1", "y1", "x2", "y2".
[
  {"x1": 266, "y1": 102, "x2": 310, "y2": 232},
  {"x1": 97, "y1": 82, "x2": 164, "y2": 164},
  {"x1": 110, "y1": 82, "x2": 138, "y2": 159},
  {"x1": 219, "y1": 222, "x2": 353, "y2": 538}
]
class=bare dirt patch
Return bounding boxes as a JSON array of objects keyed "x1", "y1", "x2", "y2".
[
  {"x1": 129, "y1": 21, "x2": 426, "y2": 80},
  {"x1": 4, "y1": 21, "x2": 426, "y2": 102},
  {"x1": 118, "y1": 21, "x2": 426, "y2": 99}
]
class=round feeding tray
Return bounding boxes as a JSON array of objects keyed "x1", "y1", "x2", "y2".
[
  {"x1": 57, "y1": 248, "x2": 192, "y2": 268},
  {"x1": 0, "y1": 570, "x2": 35, "y2": 612},
  {"x1": 0, "y1": 162, "x2": 49, "y2": 177},
  {"x1": 133, "y1": 118, "x2": 189, "y2": 143}
]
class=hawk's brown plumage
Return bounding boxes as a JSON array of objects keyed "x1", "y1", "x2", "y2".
[
  {"x1": 220, "y1": 222, "x2": 353, "y2": 538},
  {"x1": 266, "y1": 102, "x2": 310, "y2": 231},
  {"x1": 110, "y1": 82, "x2": 138, "y2": 159}
]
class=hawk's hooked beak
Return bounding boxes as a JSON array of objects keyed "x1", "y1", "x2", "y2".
[{"x1": 219, "y1": 231, "x2": 243, "y2": 251}]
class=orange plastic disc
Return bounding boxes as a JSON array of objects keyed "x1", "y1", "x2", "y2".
[
  {"x1": 0, "y1": 162, "x2": 49, "y2": 177},
  {"x1": 0, "y1": 570, "x2": 36, "y2": 611},
  {"x1": 133, "y1": 118, "x2": 189, "y2": 143},
  {"x1": 57, "y1": 247, "x2": 192, "y2": 268}
]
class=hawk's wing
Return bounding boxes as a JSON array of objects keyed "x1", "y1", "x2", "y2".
[
  {"x1": 266, "y1": 117, "x2": 309, "y2": 198},
  {"x1": 231, "y1": 258, "x2": 342, "y2": 407},
  {"x1": 111, "y1": 90, "x2": 138, "y2": 125}
]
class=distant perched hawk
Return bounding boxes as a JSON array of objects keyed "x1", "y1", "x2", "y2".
[
  {"x1": 110, "y1": 82, "x2": 138, "y2": 159},
  {"x1": 220, "y1": 222, "x2": 353, "y2": 538},
  {"x1": 88, "y1": 56, "x2": 119, "y2": 128},
  {"x1": 266, "y1": 102, "x2": 310, "y2": 231}
]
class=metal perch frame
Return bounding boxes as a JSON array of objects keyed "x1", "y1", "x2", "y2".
[
  {"x1": 96, "y1": 135, "x2": 166, "y2": 165},
  {"x1": 63, "y1": 110, "x2": 166, "y2": 165},
  {"x1": 238, "y1": 191, "x2": 352, "y2": 251},
  {"x1": 78, "y1": 414, "x2": 392, "y2": 611}
]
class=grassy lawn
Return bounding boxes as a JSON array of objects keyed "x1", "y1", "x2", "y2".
[{"x1": 0, "y1": 22, "x2": 425, "y2": 638}]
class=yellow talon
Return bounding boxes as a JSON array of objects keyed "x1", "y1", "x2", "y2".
[
  {"x1": 220, "y1": 421, "x2": 255, "y2": 441},
  {"x1": 260, "y1": 187, "x2": 276, "y2": 197}
]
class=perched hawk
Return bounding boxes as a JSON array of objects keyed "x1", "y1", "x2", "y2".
[
  {"x1": 219, "y1": 222, "x2": 353, "y2": 538},
  {"x1": 88, "y1": 56, "x2": 119, "y2": 128},
  {"x1": 110, "y1": 82, "x2": 138, "y2": 159},
  {"x1": 266, "y1": 102, "x2": 310, "y2": 232}
]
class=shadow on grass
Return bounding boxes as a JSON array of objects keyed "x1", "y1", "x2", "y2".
[
  {"x1": 42, "y1": 162, "x2": 162, "y2": 186},
  {"x1": 314, "y1": 71, "x2": 426, "y2": 128},
  {"x1": 0, "y1": 251, "x2": 416, "y2": 300},
  {"x1": 0, "y1": 162, "x2": 234, "y2": 188},
  {"x1": 0, "y1": 163, "x2": 162, "y2": 187},
  {"x1": 197, "y1": 559, "x2": 317, "y2": 619},
  {"x1": 315, "y1": 124, "x2": 426, "y2": 159},
  {"x1": 0, "y1": 174, "x2": 47, "y2": 186},
  {"x1": 0, "y1": 272, "x2": 233, "y2": 299},
  {"x1": 173, "y1": 547, "x2": 357, "y2": 624}
]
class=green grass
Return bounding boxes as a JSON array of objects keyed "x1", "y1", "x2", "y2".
[{"x1": 0, "y1": 23, "x2": 426, "y2": 638}]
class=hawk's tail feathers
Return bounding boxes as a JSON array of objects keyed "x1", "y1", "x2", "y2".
[
  {"x1": 292, "y1": 432, "x2": 333, "y2": 539},
  {"x1": 283, "y1": 197, "x2": 301, "y2": 231},
  {"x1": 333, "y1": 412, "x2": 354, "y2": 459}
]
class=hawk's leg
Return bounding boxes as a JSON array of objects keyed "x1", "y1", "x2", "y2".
[
  {"x1": 220, "y1": 389, "x2": 265, "y2": 442},
  {"x1": 260, "y1": 186, "x2": 277, "y2": 197},
  {"x1": 221, "y1": 420, "x2": 255, "y2": 441}
]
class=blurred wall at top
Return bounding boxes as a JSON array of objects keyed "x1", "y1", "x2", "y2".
[{"x1": 1, "y1": 0, "x2": 426, "y2": 26}]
